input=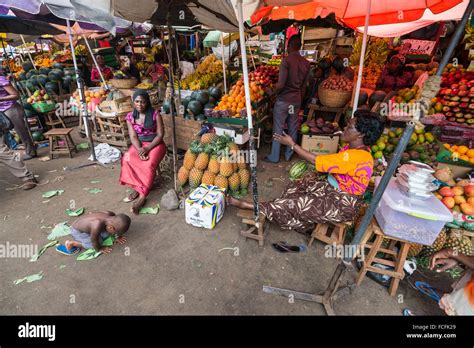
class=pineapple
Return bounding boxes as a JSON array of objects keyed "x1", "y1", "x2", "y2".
[
  {"x1": 219, "y1": 156, "x2": 234, "y2": 177},
  {"x1": 214, "y1": 174, "x2": 228, "y2": 190},
  {"x1": 228, "y1": 142, "x2": 239, "y2": 156},
  {"x1": 177, "y1": 166, "x2": 189, "y2": 187},
  {"x1": 238, "y1": 168, "x2": 250, "y2": 190},
  {"x1": 423, "y1": 229, "x2": 448, "y2": 256},
  {"x1": 189, "y1": 167, "x2": 204, "y2": 188},
  {"x1": 237, "y1": 156, "x2": 247, "y2": 170},
  {"x1": 208, "y1": 155, "x2": 220, "y2": 174},
  {"x1": 201, "y1": 133, "x2": 218, "y2": 144},
  {"x1": 444, "y1": 229, "x2": 473, "y2": 256},
  {"x1": 184, "y1": 140, "x2": 200, "y2": 170},
  {"x1": 228, "y1": 172, "x2": 241, "y2": 192},
  {"x1": 195, "y1": 144, "x2": 211, "y2": 170},
  {"x1": 233, "y1": 163, "x2": 238, "y2": 172},
  {"x1": 201, "y1": 170, "x2": 216, "y2": 186},
  {"x1": 407, "y1": 243, "x2": 424, "y2": 257}
]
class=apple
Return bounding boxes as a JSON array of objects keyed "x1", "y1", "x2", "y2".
[
  {"x1": 465, "y1": 185, "x2": 474, "y2": 197},
  {"x1": 467, "y1": 197, "x2": 474, "y2": 205},
  {"x1": 442, "y1": 197, "x2": 456, "y2": 209},
  {"x1": 460, "y1": 202, "x2": 474, "y2": 215},
  {"x1": 452, "y1": 186, "x2": 464, "y2": 196},
  {"x1": 43, "y1": 94, "x2": 49, "y2": 100},
  {"x1": 40, "y1": 90, "x2": 46, "y2": 96},
  {"x1": 439, "y1": 187, "x2": 455, "y2": 197},
  {"x1": 454, "y1": 195, "x2": 466, "y2": 204}
]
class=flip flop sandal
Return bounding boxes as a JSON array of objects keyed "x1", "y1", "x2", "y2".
[
  {"x1": 272, "y1": 242, "x2": 304, "y2": 253},
  {"x1": 279, "y1": 241, "x2": 306, "y2": 252},
  {"x1": 403, "y1": 309, "x2": 414, "y2": 316},
  {"x1": 55, "y1": 244, "x2": 80, "y2": 255},
  {"x1": 415, "y1": 281, "x2": 442, "y2": 302},
  {"x1": 123, "y1": 191, "x2": 139, "y2": 203}
]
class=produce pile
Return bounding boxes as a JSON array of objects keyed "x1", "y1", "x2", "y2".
[
  {"x1": 168, "y1": 87, "x2": 223, "y2": 120},
  {"x1": 51, "y1": 50, "x2": 73, "y2": 63},
  {"x1": 371, "y1": 127, "x2": 438, "y2": 168},
  {"x1": 177, "y1": 54, "x2": 224, "y2": 91},
  {"x1": 300, "y1": 117, "x2": 340, "y2": 135},
  {"x1": 33, "y1": 54, "x2": 54, "y2": 68},
  {"x1": 72, "y1": 88, "x2": 108, "y2": 113},
  {"x1": 248, "y1": 65, "x2": 279, "y2": 88},
  {"x1": 435, "y1": 182, "x2": 474, "y2": 216},
  {"x1": 433, "y1": 64, "x2": 474, "y2": 125},
  {"x1": 25, "y1": 89, "x2": 53, "y2": 104},
  {"x1": 178, "y1": 134, "x2": 250, "y2": 196},
  {"x1": 16, "y1": 62, "x2": 76, "y2": 96},
  {"x1": 214, "y1": 80, "x2": 264, "y2": 117},
  {"x1": 320, "y1": 75, "x2": 353, "y2": 91},
  {"x1": 350, "y1": 36, "x2": 390, "y2": 89},
  {"x1": 74, "y1": 44, "x2": 87, "y2": 56},
  {"x1": 407, "y1": 228, "x2": 473, "y2": 258},
  {"x1": 267, "y1": 58, "x2": 282, "y2": 66},
  {"x1": 439, "y1": 143, "x2": 474, "y2": 166}
]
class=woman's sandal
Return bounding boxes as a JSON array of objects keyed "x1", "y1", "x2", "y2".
[{"x1": 123, "y1": 191, "x2": 139, "y2": 203}]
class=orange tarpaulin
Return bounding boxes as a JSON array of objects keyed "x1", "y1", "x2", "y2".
[{"x1": 250, "y1": 0, "x2": 464, "y2": 30}]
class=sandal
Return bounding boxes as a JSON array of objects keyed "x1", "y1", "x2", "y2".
[
  {"x1": 123, "y1": 191, "x2": 139, "y2": 203},
  {"x1": 414, "y1": 281, "x2": 442, "y2": 302},
  {"x1": 272, "y1": 242, "x2": 306, "y2": 253}
]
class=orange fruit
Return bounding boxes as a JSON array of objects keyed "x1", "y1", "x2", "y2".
[
  {"x1": 451, "y1": 145, "x2": 458, "y2": 151},
  {"x1": 443, "y1": 143, "x2": 450, "y2": 149},
  {"x1": 451, "y1": 151, "x2": 460, "y2": 159},
  {"x1": 228, "y1": 96, "x2": 234, "y2": 103},
  {"x1": 458, "y1": 145, "x2": 468, "y2": 154},
  {"x1": 94, "y1": 92, "x2": 101, "y2": 98},
  {"x1": 466, "y1": 149, "x2": 474, "y2": 158},
  {"x1": 460, "y1": 155, "x2": 470, "y2": 162},
  {"x1": 470, "y1": 158, "x2": 474, "y2": 164}
]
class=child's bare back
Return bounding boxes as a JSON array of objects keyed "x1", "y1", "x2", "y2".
[{"x1": 72, "y1": 211, "x2": 115, "y2": 235}]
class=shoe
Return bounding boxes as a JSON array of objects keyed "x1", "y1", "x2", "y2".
[
  {"x1": 22, "y1": 178, "x2": 38, "y2": 190},
  {"x1": 262, "y1": 156, "x2": 279, "y2": 164},
  {"x1": 22, "y1": 154, "x2": 37, "y2": 161}
]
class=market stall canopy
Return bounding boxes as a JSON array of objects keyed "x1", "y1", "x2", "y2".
[
  {"x1": 0, "y1": 14, "x2": 64, "y2": 38},
  {"x1": 250, "y1": 0, "x2": 466, "y2": 37},
  {"x1": 203, "y1": 31, "x2": 240, "y2": 47},
  {"x1": 0, "y1": 0, "x2": 144, "y2": 35}
]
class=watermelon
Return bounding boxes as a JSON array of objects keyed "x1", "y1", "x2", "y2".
[
  {"x1": 184, "y1": 113, "x2": 194, "y2": 120},
  {"x1": 195, "y1": 114, "x2": 206, "y2": 121},
  {"x1": 22, "y1": 62, "x2": 34, "y2": 72},
  {"x1": 203, "y1": 103, "x2": 215, "y2": 110},
  {"x1": 48, "y1": 71, "x2": 61, "y2": 82},
  {"x1": 22, "y1": 101, "x2": 34, "y2": 112},
  {"x1": 195, "y1": 91, "x2": 209, "y2": 105},
  {"x1": 358, "y1": 90, "x2": 369, "y2": 105},
  {"x1": 209, "y1": 87, "x2": 222, "y2": 101},
  {"x1": 64, "y1": 69, "x2": 74, "y2": 76},
  {"x1": 190, "y1": 91, "x2": 198, "y2": 101},
  {"x1": 25, "y1": 81, "x2": 36, "y2": 92},
  {"x1": 29, "y1": 76, "x2": 39, "y2": 87},
  {"x1": 52, "y1": 63, "x2": 63, "y2": 70},
  {"x1": 45, "y1": 81, "x2": 59, "y2": 93},
  {"x1": 25, "y1": 71, "x2": 35, "y2": 79},
  {"x1": 187, "y1": 100, "x2": 203, "y2": 116},
  {"x1": 181, "y1": 97, "x2": 191, "y2": 108},
  {"x1": 289, "y1": 160, "x2": 313, "y2": 180},
  {"x1": 162, "y1": 100, "x2": 171, "y2": 114},
  {"x1": 24, "y1": 109, "x2": 37, "y2": 118},
  {"x1": 62, "y1": 76, "x2": 73, "y2": 89},
  {"x1": 32, "y1": 131, "x2": 44, "y2": 142},
  {"x1": 368, "y1": 90, "x2": 387, "y2": 109},
  {"x1": 39, "y1": 67, "x2": 50, "y2": 75},
  {"x1": 19, "y1": 72, "x2": 27, "y2": 81},
  {"x1": 37, "y1": 74, "x2": 48, "y2": 86}
]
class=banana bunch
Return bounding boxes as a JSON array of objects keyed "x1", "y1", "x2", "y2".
[
  {"x1": 350, "y1": 36, "x2": 389, "y2": 68},
  {"x1": 136, "y1": 82, "x2": 154, "y2": 90},
  {"x1": 463, "y1": 22, "x2": 474, "y2": 44}
]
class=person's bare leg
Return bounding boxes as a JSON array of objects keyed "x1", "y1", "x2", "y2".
[
  {"x1": 65, "y1": 240, "x2": 82, "y2": 250},
  {"x1": 227, "y1": 196, "x2": 253, "y2": 210},
  {"x1": 131, "y1": 195, "x2": 147, "y2": 214}
]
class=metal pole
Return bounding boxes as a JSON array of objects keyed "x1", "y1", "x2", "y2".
[
  {"x1": 20, "y1": 35, "x2": 37, "y2": 70},
  {"x1": 236, "y1": 0, "x2": 260, "y2": 223},
  {"x1": 351, "y1": 0, "x2": 371, "y2": 116},
  {"x1": 66, "y1": 19, "x2": 97, "y2": 162},
  {"x1": 82, "y1": 35, "x2": 109, "y2": 89},
  {"x1": 173, "y1": 29, "x2": 182, "y2": 114},
  {"x1": 220, "y1": 32, "x2": 228, "y2": 94}
]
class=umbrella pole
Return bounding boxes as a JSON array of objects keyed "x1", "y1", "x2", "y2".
[
  {"x1": 1, "y1": 39, "x2": 11, "y2": 74},
  {"x1": 220, "y1": 33, "x2": 227, "y2": 94},
  {"x1": 351, "y1": 0, "x2": 371, "y2": 116},
  {"x1": 82, "y1": 36, "x2": 109, "y2": 90},
  {"x1": 236, "y1": 0, "x2": 260, "y2": 224},
  {"x1": 172, "y1": 29, "x2": 182, "y2": 114},
  {"x1": 20, "y1": 35, "x2": 36, "y2": 70},
  {"x1": 63, "y1": 19, "x2": 104, "y2": 171}
]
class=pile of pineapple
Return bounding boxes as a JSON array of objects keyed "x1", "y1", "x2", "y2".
[
  {"x1": 178, "y1": 133, "x2": 250, "y2": 196},
  {"x1": 407, "y1": 228, "x2": 473, "y2": 258}
]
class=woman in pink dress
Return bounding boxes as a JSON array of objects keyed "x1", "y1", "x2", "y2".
[{"x1": 119, "y1": 90, "x2": 166, "y2": 214}]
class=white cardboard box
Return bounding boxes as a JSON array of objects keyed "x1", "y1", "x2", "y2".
[
  {"x1": 214, "y1": 125, "x2": 249, "y2": 145},
  {"x1": 185, "y1": 185, "x2": 226, "y2": 229}
]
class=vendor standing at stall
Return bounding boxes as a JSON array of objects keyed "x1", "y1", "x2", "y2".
[
  {"x1": 145, "y1": 54, "x2": 168, "y2": 83},
  {"x1": 91, "y1": 55, "x2": 114, "y2": 85},
  {"x1": 376, "y1": 54, "x2": 414, "y2": 92},
  {"x1": 264, "y1": 35, "x2": 310, "y2": 163}
]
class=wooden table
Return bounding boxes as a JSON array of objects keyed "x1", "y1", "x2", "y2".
[{"x1": 306, "y1": 103, "x2": 347, "y2": 124}]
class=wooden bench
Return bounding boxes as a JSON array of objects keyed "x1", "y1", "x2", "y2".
[
  {"x1": 356, "y1": 218, "x2": 411, "y2": 296},
  {"x1": 44, "y1": 128, "x2": 77, "y2": 159},
  {"x1": 237, "y1": 209, "x2": 267, "y2": 247}
]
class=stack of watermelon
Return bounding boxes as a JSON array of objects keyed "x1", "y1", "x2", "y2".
[
  {"x1": 166, "y1": 87, "x2": 222, "y2": 121},
  {"x1": 16, "y1": 63, "x2": 76, "y2": 96}
]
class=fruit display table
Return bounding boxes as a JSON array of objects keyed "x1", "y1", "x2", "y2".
[{"x1": 306, "y1": 103, "x2": 347, "y2": 125}]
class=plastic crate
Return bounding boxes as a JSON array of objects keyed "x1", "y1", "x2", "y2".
[
  {"x1": 374, "y1": 179, "x2": 452, "y2": 245},
  {"x1": 32, "y1": 101, "x2": 56, "y2": 113}
]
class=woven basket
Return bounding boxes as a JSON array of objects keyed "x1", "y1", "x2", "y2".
[
  {"x1": 110, "y1": 79, "x2": 137, "y2": 89},
  {"x1": 318, "y1": 85, "x2": 352, "y2": 108}
]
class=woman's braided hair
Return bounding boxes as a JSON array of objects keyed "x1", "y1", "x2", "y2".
[{"x1": 354, "y1": 110, "x2": 385, "y2": 146}]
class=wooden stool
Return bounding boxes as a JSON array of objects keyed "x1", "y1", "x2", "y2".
[
  {"x1": 356, "y1": 218, "x2": 411, "y2": 296},
  {"x1": 44, "y1": 110, "x2": 66, "y2": 129},
  {"x1": 238, "y1": 209, "x2": 266, "y2": 247},
  {"x1": 44, "y1": 128, "x2": 77, "y2": 159},
  {"x1": 306, "y1": 103, "x2": 347, "y2": 124},
  {"x1": 308, "y1": 221, "x2": 352, "y2": 247}
]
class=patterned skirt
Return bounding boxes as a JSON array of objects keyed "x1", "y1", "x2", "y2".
[{"x1": 259, "y1": 172, "x2": 362, "y2": 233}]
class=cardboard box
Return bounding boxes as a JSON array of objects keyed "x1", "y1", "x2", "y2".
[
  {"x1": 185, "y1": 185, "x2": 226, "y2": 229},
  {"x1": 98, "y1": 97, "x2": 133, "y2": 115},
  {"x1": 300, "y1": 134, "x2": 339, "y2": 155},
  {"x1": 214, "y1": 125, "x2": 249, "y2": 145},
  {"x1": 436, "y1": 162, "x2": 472, "y2": 179}
]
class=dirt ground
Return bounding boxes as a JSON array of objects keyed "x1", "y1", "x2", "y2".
[{"x1": 0, "y1": 129, "x2": 447, "y2": 315}]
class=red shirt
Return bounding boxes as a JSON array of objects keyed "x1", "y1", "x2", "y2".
[{"x1": 91, "y1": 66, "x2": 114, "y2": 81}]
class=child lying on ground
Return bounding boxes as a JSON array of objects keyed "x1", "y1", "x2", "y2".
[{"x1": 64, "y1": 211, "x2": 131, "y2": 253}]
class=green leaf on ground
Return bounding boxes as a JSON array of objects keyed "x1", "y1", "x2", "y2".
[
  {"x1": 14, "y1": 271, "x2": 44, "y2": 285},
  {"x1": 59, "y1": 265, "x2": 66, "y2": 269},
  {"x1": 90, "y1": 180, "x2": 100, "y2": 184},
  {"x1": 42, "y1": 190, "x2": 64, "y2": 198},
  {"x1": 88, "y1": 188, "x2": 103, "y2": 194},
  {"x1": 101, "y1": 235, "x2": 115, "y2": 247},
  {"x1": 47, "y1": 222, "x2": 71, "y2": 240},
  {"x1": 139, "y1": 204, "x2": 160, "y2": 215},
  {"x1": 76, "y1": 142, "x2": 89, "y2": 150},
  {"x1": 29, "y1": 240, "x2": 59, "y2": 262},
  {"x1": 77, "y1": 249, "x2": 102, "y2": 261},
  {"x1": 65, "y1": 208, "x2": 85, "y2": 217}
]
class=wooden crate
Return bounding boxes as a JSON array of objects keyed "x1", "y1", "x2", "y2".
[
  {"x1": 93, "y1": 112, "x2": 131, "y2": 150},
  {"x1": 161, "y1": 114, "x2": 203, "y2": 150}
]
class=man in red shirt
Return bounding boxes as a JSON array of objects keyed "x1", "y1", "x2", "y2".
[
  {"x1": 91, "y1": 55, "x2": 114, "y2": 85},
  {"x1": 265, "y1": 35, "x2": 310, "y2": 163}
]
